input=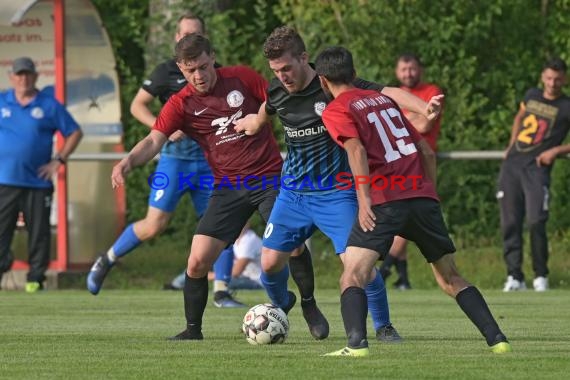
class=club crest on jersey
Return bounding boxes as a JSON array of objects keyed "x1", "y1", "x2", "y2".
[
  {"x1": 314, "y1": 101, "x2": 326, "y2": 117},
  {"x1": 227, "y1": 90, "x2": 244, "y2": 108},
  {"x1": 31, "y1": 107, "x2": 44, "y2": 119}
]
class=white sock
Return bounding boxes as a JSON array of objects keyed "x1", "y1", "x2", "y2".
[
  {"x1": 106, "y1": 249, "x2": 118, "y2": 263},
  {"x1": 214, "y1": 280, "x2": 228, "y2": 293}
]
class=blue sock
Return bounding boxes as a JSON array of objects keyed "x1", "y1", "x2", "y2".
[
  {"x1": 366, "y1": 268, "x2": 390, "y2": 331},
  {"x1": 260, "y1": 265, "x2": 290, "y2": 309},
  {"x1": 111, "y1": 224, "x2": 141, "y2": 258},
  {"x1": 213, "y1": 245, "x2": 234, "y2": 283}
]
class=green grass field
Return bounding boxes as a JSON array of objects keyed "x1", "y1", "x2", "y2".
[
  {"x1": 1, "y1": 289, "x2": 569, "y2": 379},
  {"x1": 58, "y1": 226, "x2": 570, "y2": 292}
]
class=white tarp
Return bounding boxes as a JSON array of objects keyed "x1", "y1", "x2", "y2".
[
  {"x1": 0, "y1": 0, "x2": 122, "y2": 141},
  {"x1": 0, "y1": 0, "x2": 38, "y2": 26}
]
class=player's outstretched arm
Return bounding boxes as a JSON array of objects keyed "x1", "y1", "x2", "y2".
[
  {"x1": 425, "y1": 94, "x2": 444, "y2": 121},
  {"x1": 234, "y1": 102, "x2": 272, "y2": 136},
  {"x1": 111, "y1": 130, "x2": 167, "y2": 188},
  {"x1": 381, "y1": 87, "x2": 444, "y2": 127},
  {"x1": 405, "y1": 112, "x2": 431, "y2": 133},
  {"x1": 406, "y1": 93, "x2": 445, "y2": 134},
  {"x1": 381, "y1": 86, "x2": 427, "y2": 112}
]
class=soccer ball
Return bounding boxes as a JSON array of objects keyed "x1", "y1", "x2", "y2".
[{"x1": 242, "y1": 303, "x2": 289, "y2": 345}]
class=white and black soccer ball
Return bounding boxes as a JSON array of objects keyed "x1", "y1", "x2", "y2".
[{"x1": 242, "y1": 303, "x2": 289, "y2": 345}]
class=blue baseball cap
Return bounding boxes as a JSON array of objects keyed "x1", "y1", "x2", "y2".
[{"x1": 12, "y1": 57, "x2": 37, "y2": 74}]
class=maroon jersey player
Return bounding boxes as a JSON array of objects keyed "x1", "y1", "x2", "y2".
[
  {"x1": 314, "y1": 46, "x2": 511, "y2": 356},
  {"x1": 111, "y1": 34, "x2": 325, "y2": 341}
]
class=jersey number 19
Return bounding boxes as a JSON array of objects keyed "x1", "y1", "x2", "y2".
[{"x1": 367, "y1": 108, "x2": 417, "y2": 163}]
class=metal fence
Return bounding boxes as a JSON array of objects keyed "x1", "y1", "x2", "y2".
[{"x1": 66, "y1": 151, "x2": 521, "y2": 161}]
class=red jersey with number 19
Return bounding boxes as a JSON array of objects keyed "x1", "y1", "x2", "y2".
[
  {"x1": 322, "y1": 88, "x2": 438, "y2": 205},
  {"x1": 154, "y1": 66, "x2": 283, "y2": 184}
]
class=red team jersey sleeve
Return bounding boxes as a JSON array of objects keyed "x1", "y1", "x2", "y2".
[
  {"x1": 153, "y1": 91, "x2": 187, "y2": 138},
  {"x1": 321, "y1": 102, "x2": 360, "y2": 147}
]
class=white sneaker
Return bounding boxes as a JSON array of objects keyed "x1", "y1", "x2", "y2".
[
  {"x1": 503, "y1": 275, "x2": 527, "y2": 292},
  {"x1": 533, "y1": 276, "x2": 549, "y2": 292}
]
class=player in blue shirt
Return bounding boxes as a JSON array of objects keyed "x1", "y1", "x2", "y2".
[
  {"x1": 0, "y1": 57, "x2": 83, "y2": 292},
  {"x1": 86, "y1": 13, "x2": 241, "y2": 307}
]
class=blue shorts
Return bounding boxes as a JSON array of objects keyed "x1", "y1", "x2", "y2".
[
  {"x1": 149, "y1": 157, "x2": 212, "y2": 215},
  {"x1": 262, "y1": 189, "x2": 357, "y2": 254}
]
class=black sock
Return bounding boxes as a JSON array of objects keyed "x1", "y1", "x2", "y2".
[
  {"x1": 456, "y1": 286, "x2": 507, "y2": 346},
  {"x1": 213, "y1": 290, "x2": 228, "y2": 301},
  {"x1": 289, "y1": 245, "x2": 315, "y2": 304},
  {"x1": 395, "y1": 259, "x2": 409, "y2": 284},
  {"x1": 184, "y1": 274, "x2": 209, "y2": 334},
  {"x1": 379, "y1": 254, "x2": 397, "y2": 278},
  {"x1": 341, "y1": 286, "x2": 368, "y2": 348}
]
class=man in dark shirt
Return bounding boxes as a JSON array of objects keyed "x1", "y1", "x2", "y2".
[
  {"x1": 499, "y1": 58, "x2": 570, "y2": 292},
  {"x1": 235, "y1": 26, "x2": 439, "y2": 341}
]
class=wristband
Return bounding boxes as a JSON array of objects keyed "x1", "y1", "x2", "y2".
[{"x1": 54, "y1": 154, "x2": 66, "y2": 165}]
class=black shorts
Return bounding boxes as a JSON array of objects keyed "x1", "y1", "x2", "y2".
[
  {"x1": 195, "y1": 179, "x2": 279, "y2": 243},
  {"x1": 347, "y1": 198, "x2": 456, "y2": 263}
]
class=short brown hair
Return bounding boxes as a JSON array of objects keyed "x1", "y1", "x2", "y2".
[
  {"x1": 263, "y1": 26, "x2": 306, "y2": 60},
  {"x1": 175, "y1": 34, "x2": 212, "y2": 63},
  {"x1": 543, "y1": 57, "x2": 567, "y2": 73},
  {"x1": 177, "y1": 12, "x2": 206, "y2": 34},
  {"x1": 397, "y1": 52, "x2": 422, "y2": 67}
]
